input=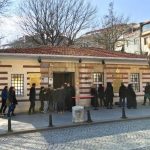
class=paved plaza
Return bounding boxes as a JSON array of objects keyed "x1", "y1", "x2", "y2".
[
  {"x1": 1, "y1": 104, "x2": 150, "y2": 135},
  {"x1": 1, "y1": 118, "x2": 150, "y2": 149}
]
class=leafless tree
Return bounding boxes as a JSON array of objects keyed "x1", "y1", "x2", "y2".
[
  {"x1": 0, "y1": 0, "x2": 10, "y2": 41},
  {"x1": 18, "y1": 0, "x2": 96, "y2": 46},
  {"x1": 94, "y1": 2, "x2": 129, "y2": 51},
  {"x1": 0, "y1": 0, "x2": 10, "y2": 15}
]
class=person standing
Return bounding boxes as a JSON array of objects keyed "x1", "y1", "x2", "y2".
[
  {"x1": 70, "y1": 85, "x2": 76, "y2": 107},
  {"x1": 11, "y1": 87, "x2": 18, "y2": 116},
  {"x1": 57, "y1": 85, "x2": 66, "y2": 114},
  {"x1": 142, "y1": 82, "x2": 150, "y2": 105},
  {"x1": 90, "y1": 84, "x2": 98, "y2": 110},
  {"x1": 105, "y1": 82, "x2": 114, "y2": 109},
  {"x1": 127, "y1": 84, "x2": 137, "y2": 109},
  {"x1": 66, "y1": 83, "x2": 73, "y2": 112},
  {"x1": 7, "y1": 87, "x2": 18, "y2": 117},
  {"x1": 0, "y1": 86, "x2": 8, "y2": 115},
  {"x1": 28, "y1": 83, "x2": 36, "y2": 114},
  {"x1": 46, "y1": 85, "x2": 53, "y2": 112},
  {"x1": 119, "y1": 82, "x2": 127, "y2": 107},
  {"x1": 98, "y1": 84, "x2": 105, "y2": 107},
  {"x1": 39, "y1": 86, "x2": 45, "y2": 112}
]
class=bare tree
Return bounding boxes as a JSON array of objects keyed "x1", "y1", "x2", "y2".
[
  {"x1": 0, "y1": 0, "x2": 10, "y2": 41},
  {"x1": 0, "y1": 0, "x2": 10, "y2": 15},
  {"x1": 94, "y1": 2, "x2": 129, "y2": 51},
  {"x1": 18, "y1": 0, "x2": 96, "y2": 46}
]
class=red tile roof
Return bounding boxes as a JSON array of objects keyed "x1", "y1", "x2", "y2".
[{"x1": 0, "y1": 47, "x2": 146, "y2": 59}]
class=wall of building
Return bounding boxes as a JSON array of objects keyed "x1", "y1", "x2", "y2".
[
  {"x1": 115, "y1": 31, "x2": 141, "y2": 54},
  {"x1": 0, "y1": 55, "x2": 149, "y2": 112},
  {"x1": 0, "y1": 56, "x2": 41, "y2": 112}
]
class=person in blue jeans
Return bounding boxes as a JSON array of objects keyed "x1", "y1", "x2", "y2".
[
  {"x1": 7, "y1": 87, "x2": 17, "y2": 117},
  {"x1": 0, "y1": 86, "x2": 8, "y2": 115}
]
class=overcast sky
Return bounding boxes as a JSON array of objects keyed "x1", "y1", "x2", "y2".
[{"x1": 0, "y1": 0, "x2": 149, "y2": 45}]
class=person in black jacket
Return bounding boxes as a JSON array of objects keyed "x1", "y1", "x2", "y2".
[
  {"x1": 142, "y1": 82, "x2": 150, "y2": 105},
  {"x1": 119, "y1": 82, "x2": 127, "y2": 107},
  {"x1": 46, "y1": 85, "x2": 53, "y2": 112},
  {"x1": 65, "y1": 83, "x2": 72, "y2": 112},
  {"x1": 39, "y1": 86, "x2": 45, "y2": 112},
  {"x1": 105, "y1": 82, "x2": 114, "y2": 109},
  {"x1": 7, "y1": 86, "x2": 18, "y2": 117},
  {"x1": 28, "y1": 83, "x2": 36, "y2": 114},
  {"x1": 127, "y1": 84, "x2": 137, "y2": 109},
  {"x1": 0, "y1": 86, "x2": 8, "y2": 115},
  {"x1": 57, "y1": 85, "x2": 66, "y2": 114},
  {"x1": 98, "y1": 84, "x2": 105, "y2": 107}
]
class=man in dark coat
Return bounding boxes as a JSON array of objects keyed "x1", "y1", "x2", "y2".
[
  {"x1": 98, "y1": 84, "x2": 105, "y2": 107},
  {"x1": 142, "y1": 82, "x2": 150, "y2": 105},
  {"x1": 28, "y1": 83, "x2": 36, "y2": 114},
  {"x1": 119, "y1": 82, "x2": 127, "y2": 107},
  {"x1": 66, "y1": 83, "x2": 74, "y2": 112},
  {"x1": 46, "y1": 85, "x2": 53, "y2": 112},
  {"x1": 39, "y1": 86, "x2": 45, "y2": 112},
  {"x1": 70, "y1": 85, "x2": 76, "y2": 107},
  {"x1": 57, "y1": 85, "x2": 66, "y2": 114},
  {"x1": 105, "y1": 82, "x2": 114, "y2": 109}
]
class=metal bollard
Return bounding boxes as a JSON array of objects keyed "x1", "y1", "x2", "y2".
[
  {"x1": 8, "y1": 117, "x2": 13, "y2": 132},
  {"x1": 48, "y1": 113, "x2": 53, "y2": 127},
  {"x1": 121, "y1": 98, "x2": 127, "y2": 119},
  {"x1": 87, "y1": 110, "x2": 92, "y2": 123}
]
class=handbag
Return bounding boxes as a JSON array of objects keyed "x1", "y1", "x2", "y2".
[{"x1": 6, "y1": 99, "x2": 10, "y2": 106}]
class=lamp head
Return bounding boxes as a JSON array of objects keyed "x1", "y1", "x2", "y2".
[{"x1": 38, "y1": 56, "x2": 42, "y2": 63}]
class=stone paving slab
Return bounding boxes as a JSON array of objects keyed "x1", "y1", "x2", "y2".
[{"x1": 0, "y1": 104, "x2": 150, "y2": 135}]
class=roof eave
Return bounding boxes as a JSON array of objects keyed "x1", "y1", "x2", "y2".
[{"x1": 0, "y1": 53, "x2": 146, "y2": 62}]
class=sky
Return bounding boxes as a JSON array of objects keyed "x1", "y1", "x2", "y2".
[
  {"x1": 92, "y1": 0, "x2": 150, "y2": 23},
  {"x1": 0, "y1": 0, "x2": 150, "y2": 45}
]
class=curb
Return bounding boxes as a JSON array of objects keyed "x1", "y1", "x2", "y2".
[{"x1": 1, "y1": 116, "x2": 150, "y2": 137}]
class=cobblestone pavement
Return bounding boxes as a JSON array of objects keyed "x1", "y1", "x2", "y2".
[
  {"x1": 1, "y1": 119, "x2": 150, "y2": 150},
  {"x1": 1, "y1": 104, "x2": 150, "y2": 134}
]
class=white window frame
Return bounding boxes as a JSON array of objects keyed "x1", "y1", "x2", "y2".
[
  {"x1": 11, "y1": 74, "x2": 24, "y2": 96},
  {"x1": 130, "y1": 73, "x2": 140, "y2": 92}
]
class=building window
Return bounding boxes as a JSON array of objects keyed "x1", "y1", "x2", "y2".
[
  {"x1": 134, "y1": 39, "x2": 139, "y2": 45},
  {"x1": 134, "y1": 39, "x2": 136, "y2": 45},
  {"x1": 93, "y1": 73, "x2": 103, "y2": 84},
  {"x1": 126, "y1": 41, "x2": 128, "y2": 47},
  {"x1": 11, "y1": 74, "x2": 24, "y2": 96},
  {"x1": 130, "y1": 73, "x2": 140, "y2": 92},
  {"x1": 144, "y1": 37, "x2": 148, "y2": 45}
]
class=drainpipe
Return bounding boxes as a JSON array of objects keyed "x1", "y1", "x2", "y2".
[{"x1": 139, "y1": 23, "x2": 143, "y2": 54}]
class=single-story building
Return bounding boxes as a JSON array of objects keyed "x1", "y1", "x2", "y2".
[{"x1": 0, "y1": 47, "x2": 149, "y2": 112}]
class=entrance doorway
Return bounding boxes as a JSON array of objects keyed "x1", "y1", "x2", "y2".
[{"x1": 53, "y1": 72, "x2": 75, "y2": 88}]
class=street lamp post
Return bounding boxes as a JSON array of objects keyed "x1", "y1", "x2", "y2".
[{"x1": 121, "y1": 98, "x2": 127, "y2": 119}]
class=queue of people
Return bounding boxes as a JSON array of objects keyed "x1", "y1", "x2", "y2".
[
  {"x1": 0, "y1": 86, "x2": 18, "y2": 117},
  {"x1": 90, "y1": 82, "x2": 138, "y2": 110},
  {"x1": 29, "y1": 83, "x2": 76, "y2": 115},
  {"x1": 1, "y1": 82, "x2": 149, "y2": 116}
]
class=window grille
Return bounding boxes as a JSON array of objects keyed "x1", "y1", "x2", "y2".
[
  {"x1": 130, "y1": 73, "x2": 140, "y2": 92},
  {"x1": 11, "y1": 74, "x2": 24, "y2": 96}
]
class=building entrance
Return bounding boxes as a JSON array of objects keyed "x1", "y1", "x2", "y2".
[{"x1": 53, "y1": 72, "x2": 75, "y2": 89}]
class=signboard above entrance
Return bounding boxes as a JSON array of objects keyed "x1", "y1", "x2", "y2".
[{"x1": 28, "y1": 73, "x2": 41, "y2": 87}]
